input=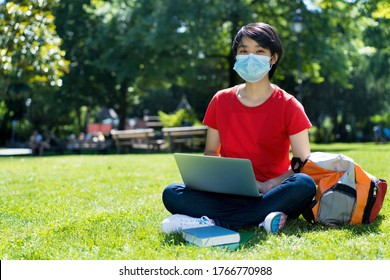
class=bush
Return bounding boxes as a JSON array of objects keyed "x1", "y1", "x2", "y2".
[{"x1": 158, "y1": 109, "x2": 202, "y2": 128}]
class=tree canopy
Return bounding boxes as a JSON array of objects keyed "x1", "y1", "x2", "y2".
[{"x1": 0, "y1": 0, "x2": 389, "y2": 145}]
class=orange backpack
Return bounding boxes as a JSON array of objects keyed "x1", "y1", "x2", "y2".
[{"x1": 292, "y1": 152, "x2": 387, "y2": 226}]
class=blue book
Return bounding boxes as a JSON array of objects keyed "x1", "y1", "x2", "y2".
[{"x1": 181, "y1": 226, "x2": 240, "y2": 247}]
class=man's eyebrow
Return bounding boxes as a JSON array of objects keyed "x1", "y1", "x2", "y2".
[{"x1": 238, "y1": 43, "x2": 262, "y2": 49}]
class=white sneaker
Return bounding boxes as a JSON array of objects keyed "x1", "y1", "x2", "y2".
[
  {"x1": 161, "y1": 214, "x2": 214, "y2": 234},
  {"x1": 259, "y1": 212, "x2": 287, "y2": 234}
]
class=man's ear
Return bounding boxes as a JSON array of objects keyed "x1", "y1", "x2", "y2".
[{"x1": 271, "y1": 53, "x2": 279, "y2": 65}]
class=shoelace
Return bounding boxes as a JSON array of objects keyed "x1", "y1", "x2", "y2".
[
  {"x1": 199, "y1": 216, "x2": 211, "y2": 224},
  {"x1": 181, "y1": 216, "x2": 211, "y2": 226}
]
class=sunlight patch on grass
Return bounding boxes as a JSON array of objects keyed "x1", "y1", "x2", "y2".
[{"x1": 0, "y1": 145, "x2": 389, "y2": 259}]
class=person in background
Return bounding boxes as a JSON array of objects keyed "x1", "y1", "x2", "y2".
[
  {"x1": 29, "y1": 129, "x2": 42, "y2": 156},
  {"x1": 373, "y1": 125, "x2": 383, "y2": 143},
  {"x1": 39, "y1": 130, "x2": 59, "y2": 155},
  {"x1": 384, "y1": 127, "x2": 390, "y2": 143}
]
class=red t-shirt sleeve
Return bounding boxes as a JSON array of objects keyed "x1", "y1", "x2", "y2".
[{"x1": 284, "y1": 97, "x2": 312, "y2": 136}]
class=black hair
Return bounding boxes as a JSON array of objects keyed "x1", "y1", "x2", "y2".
[{"x1": 232, "y1": 22, "x2": 283, "y2": 79}]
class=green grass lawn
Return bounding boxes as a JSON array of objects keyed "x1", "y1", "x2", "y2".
[{"x1": 0, "y1": 143, "x2": 389, "y2": 260}]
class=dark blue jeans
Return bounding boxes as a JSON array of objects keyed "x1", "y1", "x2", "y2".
[{"x1": 162, "y1": 173, "x2": 316, "y2": 230}]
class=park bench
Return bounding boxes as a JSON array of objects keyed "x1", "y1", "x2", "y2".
[
  {"x1": 110, "y1": 128, "x2": 164, "y2": 153},
  {"x1": 43, "y1": 142, "x2": 66, "y2": 155},
  {"x1": 143, "y1": 115, "x2": 163, "y2": 129},
  {"x1": 67, "y1": 139, "x2": 112, "y2": 154},
  {"x1": 162, "y1": 125, "x2": 208, "y2": 152},
  {"x1": 66, "y1": 125, "x2": 113, "y2": 154}
]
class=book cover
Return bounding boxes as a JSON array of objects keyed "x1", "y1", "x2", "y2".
[{"x1": 181, "y1": 225, "x2": 240, "y2": 247}]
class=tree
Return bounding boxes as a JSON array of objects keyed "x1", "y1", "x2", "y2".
[
  {"x1": 0, "y1": 0, "x2": 68, "y2": 144},
  {"x1": 83, "y1": 0, "x2": 267, "y2": 127},
  {"x1": 2, "y1": 0, "x2": 389, "y2": 145},
  {"x1": 53, "y1": 0, "x2": 118, "y2": 135},
  {"x1": 289, "y1": 0, "x2": 390, "y2": 142}
]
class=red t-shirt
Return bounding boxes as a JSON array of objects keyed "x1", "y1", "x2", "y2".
[{"x1": 203, "y1": 85, "x2": 312, "y2": 182}]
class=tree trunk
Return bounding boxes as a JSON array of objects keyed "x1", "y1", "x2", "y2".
[{"x1": 118, "y1": 81, "x2": 128, "y2": 130}]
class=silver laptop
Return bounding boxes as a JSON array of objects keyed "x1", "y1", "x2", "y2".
[{"x1": 173, "y1": 153, "x2": 262, "y2": 197}]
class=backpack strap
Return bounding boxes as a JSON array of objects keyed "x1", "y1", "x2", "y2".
[
  {"x1": 291, "y1": 157, "x2": 307, "y2": 173},
  {"x1": 291, "y1": 156, "x2": 316, "y2": 223},
  {"x1": 301, "y1": 200, "x2": 317, "y2": 224}
]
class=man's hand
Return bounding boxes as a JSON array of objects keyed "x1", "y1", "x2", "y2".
[{"x1": 256, "y1": 180, "x2": 274, "y2": 194}]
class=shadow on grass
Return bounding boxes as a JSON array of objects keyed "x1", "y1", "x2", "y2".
[
  {"x1": 162, "y1": 229, "x2": 259, "y2": 251},
  {"x1": 276, "y1": 214, "x2": 387, "y2": 238},
  {"x1": 162, "y1": 214, "x2": 386, "y2": 250}
]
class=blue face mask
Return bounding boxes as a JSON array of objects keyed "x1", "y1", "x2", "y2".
[{"x1": 233, "y1": 53, "x2": 272, "y2": 83}]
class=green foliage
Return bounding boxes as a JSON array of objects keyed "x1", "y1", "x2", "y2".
[
  {"x1": 158, "y1": 109, "x2": 202, "y2": 128},
  {"x1": 370, "y1": 113, "x2": 390, "y2": 127},
  {"x1": 372, "y1": 1, "x2": 390, "y2": 19},
  {"x1": 0, "y1": 143, "x2": 389, "y2": 259},
  {"x1": 310, "y1": 116, "x2": 335, "y2": 143},
  {"x1": 1, "y1": 0, "x2": 390, "y2": 144},
  {"x1": 0, "y1": 100, "x2": 6, "y2": 120},
  {"x1": 0, "y1": 0, "x2": 69, "y2": 86},
  {"x1": 0, "y1": 0, "x2": 70, "y2": 144}
]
